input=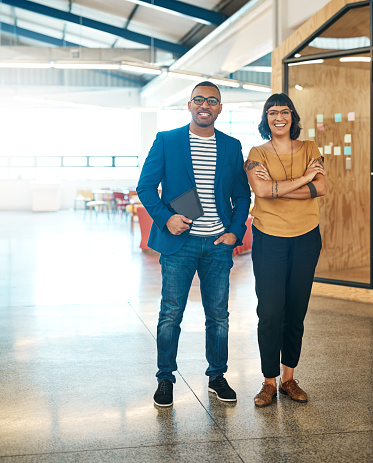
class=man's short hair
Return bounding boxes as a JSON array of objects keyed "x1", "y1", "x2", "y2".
[{"x1": 191, "y1": 81, "x2": 221, "y2": 100}]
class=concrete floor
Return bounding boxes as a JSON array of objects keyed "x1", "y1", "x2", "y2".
[{"x1": 0, "y1": 211, "x2": 372, "y2": 462}]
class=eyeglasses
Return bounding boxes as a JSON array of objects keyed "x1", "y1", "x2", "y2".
[
  {"x1": 266, "y1": 109, "x2": 292, "y2": 118},
  {"x1": 191, "y1": 96, "x2": 220, "y2": 106}
]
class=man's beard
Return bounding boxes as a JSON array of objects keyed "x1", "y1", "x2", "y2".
[{"x1": 192, "y1": 113, "x2": 217, "y2": 128}]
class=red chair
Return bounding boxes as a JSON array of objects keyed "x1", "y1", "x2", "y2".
[
  {"x1": 113, "y1": 191, "x2": 130, "y2": 217},
  {"x1": 136, "y1": 205, "x2": 153, "y2": 251},
  {"x1": 233, "y1": 216, "x2": 253, "y2": 256}
]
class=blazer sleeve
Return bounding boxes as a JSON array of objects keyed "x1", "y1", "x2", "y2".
[
  {"x1": 226, "y1": 140, "x2": 251, "y2": 242},
  {"x1": 136, "y1": 132, "x2": 173, "y2": 230}
]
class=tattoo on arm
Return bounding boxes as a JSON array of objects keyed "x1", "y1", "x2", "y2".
[
  {"x1": 307, "y1": 182, "x2": 317, "y2": 198},
  {"x1": 271, "y1": 181, "x2": 279, "y2": 198},
  {"x1": 244, "y1": 160, "x2": 260, "y2": 171}
]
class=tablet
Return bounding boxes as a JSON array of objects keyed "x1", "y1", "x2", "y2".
[{"x1": 169, "y1": 187, "x2": 204, "y2": 220}]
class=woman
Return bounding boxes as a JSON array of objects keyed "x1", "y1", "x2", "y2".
[{"x1": 244, "y1": 93, "x2": 327, "y2": 407}]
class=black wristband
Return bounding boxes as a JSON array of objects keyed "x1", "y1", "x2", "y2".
[{"x1": 307, "y1": 182, "x2": 317, "y2": 198}]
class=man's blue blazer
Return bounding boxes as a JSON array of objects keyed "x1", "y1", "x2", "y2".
[{"x1": 137, "y1": 124, "x2": 251, "y2": 255}]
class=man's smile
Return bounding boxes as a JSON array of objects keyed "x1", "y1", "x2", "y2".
[{"x1": 198, "y1": 110, "x2": 212, "y2": 117}]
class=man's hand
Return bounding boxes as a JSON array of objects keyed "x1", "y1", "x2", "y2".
[
  {"x1": 214, "y1": 232, "x2": 237, "y2": 246},
  {"x1": 166, "y1": 215, "x2": 193, "y2": 235}
]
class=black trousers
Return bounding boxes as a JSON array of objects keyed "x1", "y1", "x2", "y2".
[{"x1": 251, "y1": 225, "x2": 322, "y2": 378}]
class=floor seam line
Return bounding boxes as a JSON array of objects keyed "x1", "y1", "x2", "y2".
[{"x1": 128, "y1": 301, "x2": 246, "y2": 462}]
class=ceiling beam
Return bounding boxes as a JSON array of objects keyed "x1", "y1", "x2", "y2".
[
  {"x1": 125, "y1": 0, "x2": 226, "y2": 25},
  {"x1": 112, "y1": 4, "x2": 139, "y2": 48},
  {"x1": 2, "y1": 0, "x2": 188, "y2": 55},
  {"x1": 0, "y1": 21, "x2": 80, "y2": 47}
]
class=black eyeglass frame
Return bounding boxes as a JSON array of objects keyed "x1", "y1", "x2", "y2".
[
  {"x1": 266, "y1": 109, "x2": 293, "y2": 117},
  {"x1": 190, "y1": 96, "x2": 220, "y2": 106}
]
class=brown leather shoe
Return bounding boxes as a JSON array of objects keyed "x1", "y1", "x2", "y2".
[
  {"x1": 279, "y1": 379, "x2": 308, "y2": 403},
  {"x1": 254, "y1": 382, "x2": 277, "y2": 407}
]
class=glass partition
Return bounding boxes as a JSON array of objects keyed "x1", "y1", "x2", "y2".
[
  {"x1": 285, "y1": 2, "x2": 371, "y2": 287},
  {"x1": 290, "y1": 5, "x2": 370, "y2": 57}
]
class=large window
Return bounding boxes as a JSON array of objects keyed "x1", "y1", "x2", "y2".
[
  {"x1": 285, "y1": 2, "x2": 372, "y2": 288},
  {"x1": 0, "y1": 106, "x2": 141, "y2": 181}
]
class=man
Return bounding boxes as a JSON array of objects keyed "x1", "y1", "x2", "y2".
[{"x1": 137, "y1": 81, "x2": 251, "y2": 407}]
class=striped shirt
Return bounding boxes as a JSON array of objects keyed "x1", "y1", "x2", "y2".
[{"x1": 189, "y1": 132, "x2": 225, "y2": 236}]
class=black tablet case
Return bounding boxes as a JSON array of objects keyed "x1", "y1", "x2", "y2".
[{"x1": 169, "y1": 187, "x2": 204, "y2": 220}]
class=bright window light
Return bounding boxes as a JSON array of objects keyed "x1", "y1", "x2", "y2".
[
  {"x1": 37, "y1": 157, "x2": 61, "y2": 167},
  {"x1": 115, "y1": 157, "x2": 139, "y2": 167},
  {"x1": 88, "y1": 157, "x2": 113, "y2": 167},
  {"x1": 63, "y1": 157, "x2": 87, "y2": 167},
  {"x1": 10, "y1": 157, "x2": 35, "y2": 167}
]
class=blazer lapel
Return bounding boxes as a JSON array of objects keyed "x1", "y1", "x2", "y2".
[
  {"x1": 215, "y1": 129, "x2": 226, "y2": 186},
  {"x1": 180, "y1": 124, "x2": 195, "y2": 185}
]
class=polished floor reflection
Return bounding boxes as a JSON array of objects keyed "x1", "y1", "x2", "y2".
[{"x1": 0, "y1": 211, "x2": 372, "y2": 462}]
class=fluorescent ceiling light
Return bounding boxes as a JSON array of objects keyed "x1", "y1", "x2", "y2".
[
  {"x1": 208, "y1": 77, "x2": 240, "y2": 88},
  {"x1": 169, "y1": 71, "x2": 204, "y2": 82},
  {"x1": 288, "y1": 59, "x2": 324, "y2": 66},
  {"x1": 14, "y1": 96, "x2": 103, "y2": 109},
  {"x1": 0, "y1": 62, "x2": 51, "y2": 68},
  {"x1": 242, "y1": 66, "x2": 272, "y2": 73},
  {"x1": 53, "y1": 63, "x2": 120, "y2": 70},
  {"x1": 124, "y1": 0, "x2": 212, "y2": 25},
  {"x1": 242, "y1": 83, "x2": 271, "y2": 93},
  {"x1": 121, "y1": 63, "x2": 162, "y2": 75},
  {"x1": 340, "y1": 56, "x2": 371, "y2": 62},
  {"x1": 295, "y1": 84, "x2": 303, "y2": 91}
]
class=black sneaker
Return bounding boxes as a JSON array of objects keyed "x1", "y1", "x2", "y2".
[
  {"x1": 208, "y1": 376, "x2": 237, "y2": 402},
  {"x1": 154, "y1": 379, "x2": 173, "y2": 407}
]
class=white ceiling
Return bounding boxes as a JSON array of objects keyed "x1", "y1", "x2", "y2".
[{"x1": 0, "y1": 0, "x2": 331, "y2": 108}]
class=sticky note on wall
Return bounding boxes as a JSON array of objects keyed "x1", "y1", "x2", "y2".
[
  {"x1": 316, "y1": 114, "x2": 323, "y2": 123},
  {"x1": 344, "y1": 134, "x2": 352, "y2": 143},
  {"x1": 324, "y1": 145, "x2": 332, "y2": 155},
  {"x1": 308, "y1": 128, "x2": 315, "y2": 138},
  {"x1": 344, "y1": 146, "x2": 352, "y2": 155},
  {"x1": 334, "y1": 146, "x2": 341, "y2": 155},
  {"x1": 335, "y1": 113, "x2": 342, "y2": 122},
  {"x1": 348, "y1": 112, "x2": 355, "y2": 121}
]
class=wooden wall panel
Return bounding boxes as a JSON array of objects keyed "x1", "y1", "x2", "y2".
[{"x1": 288, "y1": 60, "x2": 370, "y2": 282}]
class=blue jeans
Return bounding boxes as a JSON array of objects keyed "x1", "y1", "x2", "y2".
[{"x1": 156, "y1": 234, "x2": 234, "y2": 383}]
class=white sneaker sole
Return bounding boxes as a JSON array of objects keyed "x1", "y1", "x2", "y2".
[
  {"x1": 154, "y1": 400, "x2": 173, "y2": 407},
  {"x1": 208, "y1": 387, "x2": 237, "y2": 402}
]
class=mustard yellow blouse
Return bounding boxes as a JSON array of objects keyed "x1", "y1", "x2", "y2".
[{"x1": 246, "y1": 140, "x2": 320, "y2": 237}]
